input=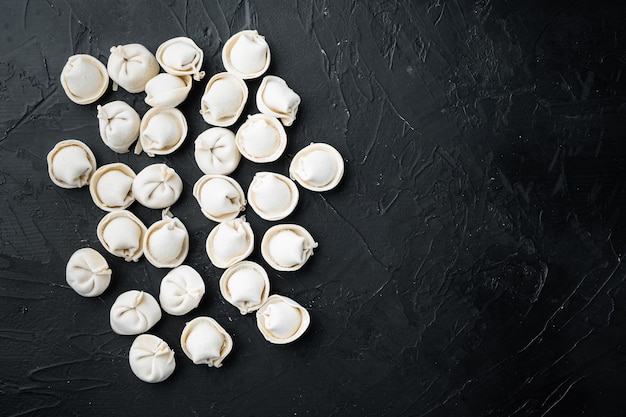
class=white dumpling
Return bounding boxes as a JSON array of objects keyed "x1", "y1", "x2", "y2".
[
  {"x1": 261, "y1": 224, "x2": 318, "y2": 271},
  {"x1": 256, "y1": 294, "x2": 310, "y2": 344},
  {"x1": 97, "y1": 210, "x2": 146, "y2": 262},
  {"x1": 199, "y1": 72, "x2": 248, "y2": 127},
  {"x1": 144, "y1": 73, "x2": 192, "y2": 108},
  {"x1": 156, "y1": 37, "x2": 205, "y2": 81},
  {"x1": 193, "y1": 175, "x2": 246, "y2": 222},
  {"x1": 143, "y1": 210, "x2": 189, "y2": 268},
  {"x1": 289, "y1": 143, "x2": 345, "y2": 192},
  {"x1": 89, "y1": 163, "x2": 136, "y2": 211},
  {"x1": 65, "y1": 247, "x2": 111, "y2": 297},
  {"x1": 159, "y1": 265, "x2": 205, "y2": 316},
  {"x1": 235, "y1": 114, "x2": 287, "y2": 163},
  {"x1": 110, "y1": 290, "x2": 161, "y2": 335},
  {"x1": 205, "y1": 217, "x2": 254, "y2": 269},
  {"x1": 132, "y1": 164, "x2": 183, "y2": 209},
  {"x1": 96, "y1": 101, "x2": 140, "y2": 153},
  {"x1": 47, "y1": 139, "x2": 97, "y2": 189},
  {"x1": 129, "y1": 334, "x2": 175, "y2": 383},
  {"x1": 137, "y1": 107, "x2": 187, "y2": 157},
  {"x1": 222, "y1": 30, "x2": 270, "y2": 79},
  {"x1": 107, "y1": 43, "x2": 159, "y2": 93},
  {"x1": 219, "y1": 261, "x2": 270, "y2": 315},
  {"x1": 60, "y1": 54, "x2": 109, "y2": 105},
  {"x1": 194, "y1": 127, "x2": 241, "y2": 175},
  {"x1": 256, "y1": 75, "x2": 300, "y2": 126},
  {"x1": 180, "y1": 317, "x2": 232, "y2": 367},
  {"x1": 247, "y1": 172, "x2": 298, "y2": 221}
]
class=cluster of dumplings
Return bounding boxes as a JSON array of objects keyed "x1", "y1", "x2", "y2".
[{"x1": 53, "y1": 30, "x2": 344, "y2": 384}]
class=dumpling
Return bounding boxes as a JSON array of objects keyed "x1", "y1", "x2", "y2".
[
  {"x1": 129, "y1": 334, "x2": 175, "y2": 383},
  {"x1": 289, "y1": 143, "x2": 344, "y2": 192},
  {"x1": 110, "y1": 290, "x2": 161, "y2": 335},
  {"x1": 194, "y1": 127, "x2": 241, "y2": 175},
  {"x1": 144, "y1": 73, "x2": 192, "y2": 108},
  {"x1": 107, "y1": 43, "x2": 159, "y2": 93},
  {"x1": 137, "y1": 107, "x2": 187, "y2": 157},
  {"x1": 132, "y1": 164, "x2": 183, "y2": 209},
  {"x1": 261, "y1": 224, "x2": 317, "y2": 271},
  {"x1": 89, "y1": 163, "x2": 136, "y2": 211},
  {"x1": 96, "y1": 210, "x2": 147, "y2": 262},
  {"x1": 143, "y1": 210, "x2": 189, "y2": 268},
  {"x1": 60, "y1": 54, "x2": 109, "y2": 105},
  {"x1": 180, "y1": 317, "x2": 232, "y2": 367},
  {"x1": 256, "y1": 294, "x2": 310, "y2": 344},
  {"x1": 159, "y1": 265, "x2": 205, "y2": 316},
  {"x1": 65, "y1": 247, "x2": 111, "y2": 297},
  {"x1": 156, "y1": 37, "x2": 205, "y2": 81},
  {"x1": 199, "y1": 72, "x2": 248, "y2": 127},
  {"x1": 235, "y1": 114, "x2": 287, "y2": 163},
  {"x1": 193, "y1": 175, "x2": 246, "y2": 222},
  {"x1": 47, "y1": 139, "x2": 97, "y2": 189},
  {"x1": 96, "y1": 101, "x2": 140, "y2": 153},
  {"x1": 222, "y1": 30, "x2": 270, "y2": 79},
  {"x1": 256, "y1": 75, "x2": 300, "y2": 126},
  {"x1": 247, "y1": 172, "x2": 298, "y2": 221},
  {"x1": 219, "y1": 261, "x2": 270, "y2": 315},
  {"x1": 205, "y1": 217, "x2": 254, "y2": 269}
]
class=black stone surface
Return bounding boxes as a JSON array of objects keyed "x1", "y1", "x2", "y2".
[{"x1": 1, "y1": 1, "x2": 626, "y2": 416}]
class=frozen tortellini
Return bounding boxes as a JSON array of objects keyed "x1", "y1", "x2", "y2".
[
  {"x1": 159, "y1": 265, "x2": 205, "y2": 316},
  {"x1": 129, "y1": 334, "x2": 176, "y2": 383},
  {"x1": 235, "y1": 114, "x2": 287, "y2": 163},
  {"x1": 199, "y1": 72, "x2": 248, "y2": 127},
  {"x1": 137, "y1": 107, "x2": 188, "y2": 157},
  {"x1": 247, "y1": 172, "x2": 298, "y2": 221},
  {"x1": 261, "y1": 224, "x2": 317, "y2": 271},
  {"x1": 65, "y1": 247, "x2": 112, "y2": 297},
  {"x1": 132, "y1": 164, "x2": 183, "y2": 209},
  {"x1": 180, "y1": 317, "x2": 232, "y2": 367},
  {"x1": 107, "y1": 43, "x2": 159, "y2": 93},
  {"x1": 219, "y1": 261, "x2": 270, "y2": 315},
  {"x1": 194, "y1": 127, "x2": 241, "y2": 175},
  {"x1": 143, "y1": 210, "x2": 189, "y2": 268},
  {"x1": 47, "y1": 139, "x2": 97, "y2": 189},
  {"x1": 256, "y1": 295, "x2": 310, "y2": 344},
  {"x1": 60, "y1": 54, "x2": 109, "y2": 105},
  {"x1": 144, "y1": 73, "x2": 192, "y2": 108},
  {"x1": 96, "y1": 101, "x2": 141, "y2": 153},
  {"x1": 289, "y1": 143, "x2": 344, "y2": 192},
  {"x1": 89, "y1": 163, "x2": 136, "y2": 211},
  {"x1": 193, "y1": 175, "x2": 246, "y2": 222},
  {"x1": 256, "y1": 75, "x2": 300, "y2": 126},
  {"x1": 97, "y1": 210, "x2": 147, "y2": 262},
  {"x1": 156, "y1": 37, "x2": 205, "y2": 81},
  {"x1": 206, "y1": 217, "x2": 254, "y2": 269},
  {"x1": 110, "y1": 290, "x2": 161, "y2": 335},
  {"x1": 222, "y1": 30, "x2": 270, "y2": 79}
]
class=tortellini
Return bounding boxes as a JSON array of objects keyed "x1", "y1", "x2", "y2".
[
  {"x1": 206, "y1": 217, "x2": 254, "y2": 269},
  {"x1": 129, "y1": 334, "x2": 176, "y2": 383},
  {"x1": 235, "y1": 114, "x2": 287, "y2": 163},
  {"x1": 219, "y1": 261, "x2": 270, "y2": 315},
  {"x1": 199, "y1": 72, "x2": 248, "y2": 127},
  {"x1": 109, "y1": 290, "x2": 162, "y2": 335},
  {"x1": 256, "y1": 295, "x2": 310, "y2": 344},
  {"x1": 144, "y1": 73, "x2": 192, "y2": 108},
  {"x1": 193, "y1": 175, "x2": 246, "y2": 222},
  {"x1": 96, "y1": 210, "x2": 147, "y2": 262},
  {"x1": 137, "y1": 107, "x2": 188, "y2": 157},
  {"x1": 60, "y1": 54, "x2": 109, "y2": 104},
  {"x1": 180, "y1": 316, "x2": 232, "y2": 367},
  {"x1": 194, "y1": 127, "x2": 241, "y2": 175},
  {"x1": 256, "y1": 75, "x2": 300, "y2": 126},
  {"x1": 65, "y1": 247, "x2": 112, "y2": 297},
  {"x1": 159, "y1": 265, "x2": 205, "y2": 316},
  {"x1": 289, "y1": 143, "x2": 344, "y2": 192},
  {"x1": 156, "y1": 37, "x2": 205, "y2": 81},
  {"x1": 222, "y1": 30, "x2": 270, "y2": 80},
  {"x1": 89, "y1": 163, "x2": 136, "y2": 211},
  {"x1": 247, "y1": 172, "x2": 298, "y2": 221},
  {"x1": 132, "y1": 164, "x2": 183, "y2": 209},
  {"x1": 47, "y1": 139, "x2": 97, "y2": 189},
  {"x1": 261, "y1": 224, "x2": 317, "y2": 271},
  {"x1": 96, "y1": 101, "x2": 141, "y2": 153},
  {"x1": 143, "y1": 210, "x2": 189, "y2": 268},
  {"x1": 107, "y1": 43, "x2": 159, "y2": 93}
]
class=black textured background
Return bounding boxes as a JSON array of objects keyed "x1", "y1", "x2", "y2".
[{"x1": 1, "y1": 1, "x2": 626, "y2": 416}]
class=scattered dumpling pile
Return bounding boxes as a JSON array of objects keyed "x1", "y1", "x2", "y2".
[{"x1": 51, "y1": 30, "x2": 345, "y2": 383}]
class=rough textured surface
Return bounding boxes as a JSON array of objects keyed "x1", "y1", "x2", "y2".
[{"x1": 1, "y1": 1, "x2": 626, "y2": 416}]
